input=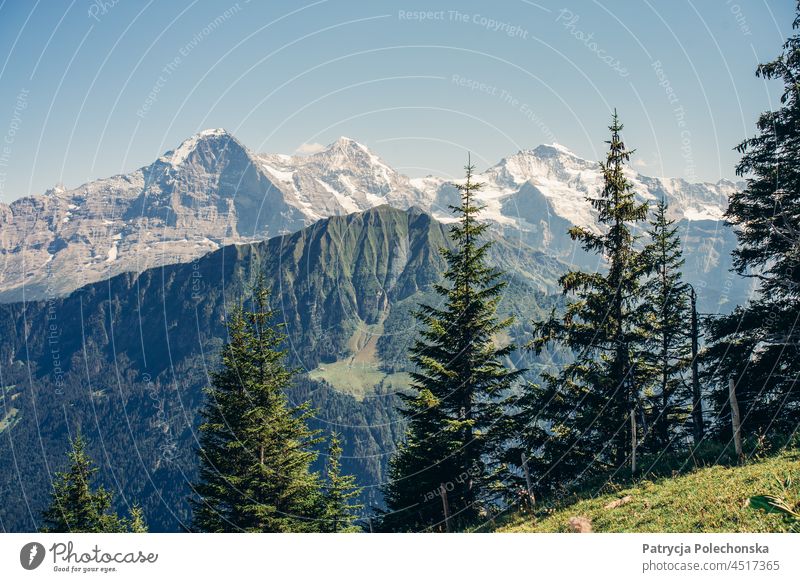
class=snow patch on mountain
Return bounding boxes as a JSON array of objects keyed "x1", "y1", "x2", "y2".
[{"x1": 261, "y1": 164, "x2": 294, "y2": 184}]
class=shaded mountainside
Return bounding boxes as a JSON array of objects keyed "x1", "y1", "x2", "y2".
[{"x1": 0, "y1": 206, "x2": 557, "y2": 532}]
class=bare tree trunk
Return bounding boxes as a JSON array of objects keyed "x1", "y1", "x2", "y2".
[
  {"x1": 521, "y1": 453, "x2": 535, "y2": 507},
  {"x1": 690, "y1": 287, "x2": 704, "y2": 445},
  {"x1": 729, "y1": 378, "x2": 744, "y2": 464},
  {"x1": 440, "y1": 483, "x2": 451, "y2": 533},
  {"x1": 630, "y1": 410, "x2": 638, "y2": 475}
]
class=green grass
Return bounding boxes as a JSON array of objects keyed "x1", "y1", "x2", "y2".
[
  {"x1": 499, "y1": 449, "x2": 800, "y2": 533},
  {"x1": 308, "y1": 359, "x2": 410, "y2": 400},
  {"x1": 308, "y1": 319, "x2": 411, "y2": 400},
  {"x1": 0, "y1": 385, "x2": 20, "y2": 433},
  {"x1": 0, "y1": 407, "x2": 19, "y2": 434}
]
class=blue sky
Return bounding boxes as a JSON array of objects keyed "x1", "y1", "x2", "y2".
[{"x1": 0, "y1": 0, "x2": 795, "y2": 202}]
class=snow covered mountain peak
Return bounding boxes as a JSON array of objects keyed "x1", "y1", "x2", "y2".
[
  {"x1": 198, "y1": 127, "x2": 229, "y2": 137},
  {"x1": 159, "y1": 127, "x2": 241, "y2": 166},
  {"x1": 534, "y1": 142, "x2": 578, "y2": 157},
  {"x1": 309, "y1": 136, "x2": 382, "y2": 167},
  {"x1": 254, "y1": 136, "x2": 430, "y2": 220},
  {"x1": 480, "y1": 145, "x2": 594, "y2": 194},
  {"x1": 331, "y1": 135, "x2": 367, "y2": 149}
]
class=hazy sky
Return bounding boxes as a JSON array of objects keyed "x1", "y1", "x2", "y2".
[{"x1": 0, "y1": 0, "x2": 795, "y2": 202}]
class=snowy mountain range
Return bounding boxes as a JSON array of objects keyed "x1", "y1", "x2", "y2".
[{"x1": 0, "y1": 128, "x2": 742, "y2": 303}]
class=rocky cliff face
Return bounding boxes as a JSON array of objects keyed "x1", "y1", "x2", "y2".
[{"x1": 0, "y1": 129, "x2": 303, "y2": 302}]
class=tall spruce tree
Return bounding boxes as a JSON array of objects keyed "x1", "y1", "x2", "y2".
[
  {"x1": 42, "y1": 434, "x2": 147, "y2": 533},
  {"x1": 640, "y1": 199, "x2": 692, "y2": 454},
  {"x1": 379, "y1": 158, "x2": 524, "y2": 532},
  {"x1": 526, "y1": 112, "x2": 649, "y2": 490},
  {"x1": 191, "y1": 282, "x2": 324, "y2": 532},
  {"x1": 319, "y1": 433, "x2": 362, "y2": 532},
  {"x1": 705, "y1": 2, "x2": 800, "y2": 438}
]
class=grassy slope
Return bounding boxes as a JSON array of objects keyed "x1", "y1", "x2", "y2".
[
  {"x1": 308, "y1": 317, "x2": 412, "y2": 400},
  {"x1": 308, "y1": 360, "x2": 410, "y2": 401},
  {"x1": 500, "y1": 450, "x2": 800, "y2": 533}
]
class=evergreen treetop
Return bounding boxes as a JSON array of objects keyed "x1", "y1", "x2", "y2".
[{"x1": 41, "y1": 433, "x2": 147, "y2": 533}]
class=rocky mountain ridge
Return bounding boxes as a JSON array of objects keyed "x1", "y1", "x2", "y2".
[{"x1": 0, "y1": 128, "x2": 741, "y2": 303}]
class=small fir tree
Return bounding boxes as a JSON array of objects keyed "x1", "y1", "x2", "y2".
[
  {"x1": 191, "y1": 281, "x2": 324, "y2": 532},
  {"x1": 640, "y1": 199, "x2": 692, "y2": 453},
  {"x1": 41, "y1": 434, "x2": 147, "y2": 532},
  {"x1": 128, "y1": 505, "x2": 148, "y2": 533},
  {"x1": 319, "y1": 433, "x2": 362, "y2": 532}
]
